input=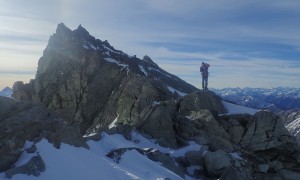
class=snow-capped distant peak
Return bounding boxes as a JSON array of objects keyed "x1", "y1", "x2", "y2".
[{"x1": 0, "y1": 87, "x2": 12, "y2": 97}]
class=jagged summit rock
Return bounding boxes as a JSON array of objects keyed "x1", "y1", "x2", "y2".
[
  {"x1": 55, "y1": 23, "x2": 72, "y2": 37},
  {"x1": 13, "y1": 23, "x2": 197, "y2": 133},
  {"x1": 179, "y1": 90, "x2": 226, "y2": 115},
  {"x1": 142, "y1": 55, "x2": 158, "y2": 67},
  {"x1": 12, "y1": 81, "x2": 34, "y2": 101},
  {"x1": 74, "y1": 24, "x2": 90, "y2": 36}
]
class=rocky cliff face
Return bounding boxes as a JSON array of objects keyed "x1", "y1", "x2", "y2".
[
  {"x1": 8, "y1": 24, "x2": 300, "y2": 179},
  {"x1": 13, "y1": 23, "x2": 197, "y2": 133}
]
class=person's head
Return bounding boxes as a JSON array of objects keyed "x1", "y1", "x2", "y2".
[{"x1": 202, "y1": 62, "x2": 204, "y2": 65}]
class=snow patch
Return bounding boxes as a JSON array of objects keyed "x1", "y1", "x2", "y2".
[
  {"x1": 104, "y1": 58, "x2": 128, "y2": 70},
  {"x1": 138, "y1": 65, "x2": 148, "y2": 76},
  {"x1": 286, "y1": 117, "x2": 300, "y2": 136},
  {"x1": 83, "y1": 133, "x2": 98, "y2": 138},
  {"x1": 1, "y1": 130, "x2": 204, "y2": 180},
  {"x1": 230, "y1": 152, "x2": 243, "y2": 160},
  {"x1": 90, "y1": 44, "x2": 97, "y2": 50},
  {"x1": 152, "y1": 101, "x2": 160, "y2": 107},
  {"x1": 148, "y1": 67, "x2": 173, "y2": 79},
  {"x1": 119, "y1": 150, "x2": 182, "y2": 180},
  {"x1": 109, "y1": 116, "x2": 119, "y2": 129},
  {"x1": 130, "y1": 131, "x2": 201, "y2": 157},
  {"x1": 103, "y1": 45, "x2": 122, "y2": 54},
  {"x1": 82, "y1": 41, "x2": 98, "y2": 51},
  {"x1": 167, "y1": 86, "x2": 187, "y2": 97},
  {"x1": 82, "y1": 43, "x2": 89, "y2": 49},
  {"x1": 222, "y1": 101, "x2": 258, "y2": 115}
]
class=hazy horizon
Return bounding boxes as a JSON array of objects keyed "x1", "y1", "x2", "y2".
[{"x1": 1, "y1": 0, "x2": 300, "y2": 90}]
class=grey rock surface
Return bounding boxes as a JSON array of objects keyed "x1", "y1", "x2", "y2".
[
  {"x1": 0, "y1": 97, "x2": 87, "y2": 172},
  {"x1": 203, "y1": 150, "x2": 231, "y2": 177},
  {"x1": 13, "y1": 24, "x2": 197, "y2": 135}
]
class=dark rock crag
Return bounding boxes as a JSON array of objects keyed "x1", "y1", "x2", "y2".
[
  {"x1": 0, "y1": 96, "x2": 86, "y2": 174},
  {"x1": 13, "y1": 23, "x2": 197, "y2": 134}
]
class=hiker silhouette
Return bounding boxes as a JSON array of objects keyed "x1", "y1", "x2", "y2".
[{"x1": 200, "y1": 62, "x2": 210, "y2": 90}]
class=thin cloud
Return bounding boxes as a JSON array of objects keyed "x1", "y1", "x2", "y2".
[{"x1": 0, "y1": 0, "x2": 299, "y2": 89}]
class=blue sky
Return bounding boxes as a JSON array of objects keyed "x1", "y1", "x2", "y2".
[{"x1": 0, "y1": 0, "x2": 299, "y2": 90}]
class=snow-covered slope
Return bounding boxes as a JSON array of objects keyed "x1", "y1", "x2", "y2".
[
  {"x1": 286, "y1": 117, "x2": 300, "y2": 138},
  {"x1": 222, "y1": 101, "x2": 258, "y2": 115},
  {"x1": 0, "y1": 131, "x2": 202, "y2": 180},
  {"x1": 277, "y1": 109, "x2": 300, "y2": 141}
]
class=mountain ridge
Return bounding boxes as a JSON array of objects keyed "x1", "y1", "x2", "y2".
[
  {"x1": 13, "y1": 23, "x2": 198, "y2": 135},
  {"x1": 3, "y1": 23, "x2": 300, "y2": 179},
  {"x1": 214, "y1": 87, "x2": 300, "y2": 142},
  {"x1": 213, "y1": 87, "x2": 300, "y2": 111}
]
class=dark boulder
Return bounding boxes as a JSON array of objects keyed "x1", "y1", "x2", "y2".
[{"x1": 0, "y1": 97, "x2": 87, "y2": 172}]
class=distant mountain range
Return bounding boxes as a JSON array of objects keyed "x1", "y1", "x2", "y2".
[
  {"x1": 213, "y1": 87, "x2": 300, "y2": 140},
  {"x1": 0, "y1": 87, "x2": 12, "y2": 97},
  {"x1": 213, "y1": 87, "x2": 300, "y2": 111}
]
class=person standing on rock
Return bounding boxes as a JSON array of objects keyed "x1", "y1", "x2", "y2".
[{"x1": 200, "y1": 62, "x2": 210, "y2": 90}]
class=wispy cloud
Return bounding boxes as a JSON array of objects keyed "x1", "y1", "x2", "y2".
[{"x1": 0, "y1": 0, "x2": 299, "y2": 90}]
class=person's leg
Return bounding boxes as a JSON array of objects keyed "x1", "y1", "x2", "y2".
[
  {"x1": 205, "y1": 77, "x2": 208, "y2": 90},
  {"x1": 202, "y1": 76, "x2": 205, "y2": 90}
]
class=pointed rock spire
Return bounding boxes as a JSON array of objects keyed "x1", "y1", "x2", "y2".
[
  {"x1": 74, "y1": 24, "x2": 90, "y2": 38},
  {"x1": 142, "y1": 55, "x2": 158, "y2": 67},
  {"x1": 56, "y1": 23, "x2": 72, "y2": 35}
]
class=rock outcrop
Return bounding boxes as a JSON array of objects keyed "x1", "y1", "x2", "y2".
[
  {"x1": 0, "y1": 97, "x2": 87, "y2": 173},
  {"x1": 12, "y1": 81, "x2": 34, "y2": 101}
]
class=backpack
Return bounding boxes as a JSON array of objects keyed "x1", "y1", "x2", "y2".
[
  {"x1": 200, "y1": 63, "x2": 209, "y2": 75},
  {"x1": 200, "y1": 66, "x2": 204, "y2": 72}
]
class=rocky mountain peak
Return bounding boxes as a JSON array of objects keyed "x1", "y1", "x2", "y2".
[
  {"x1": 76, "y1": 24, "x2": 88, "y2": 33},
  {"x1": 14, "y1": 23, "x2": 198, "y2": 132},
  {"x1": 142, "y1": 55, "x2": 158, "y2": 67},
  {"x1": 55, "y1": 23, "x2": 72, "y2": 36},
  {"x1": 73, "y1": 24, "x2": 91, "y2": 40}
]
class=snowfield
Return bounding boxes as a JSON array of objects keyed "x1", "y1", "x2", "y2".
[
  {"x1": 222, "y1": 100, "x2": 258, "y2": 115},
  {"x1": 0, "y1": 131, "x2": 201, "y2": 180},
  {"x1": 0, "y1": 99, "x2": 259, "y2": 180}
]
